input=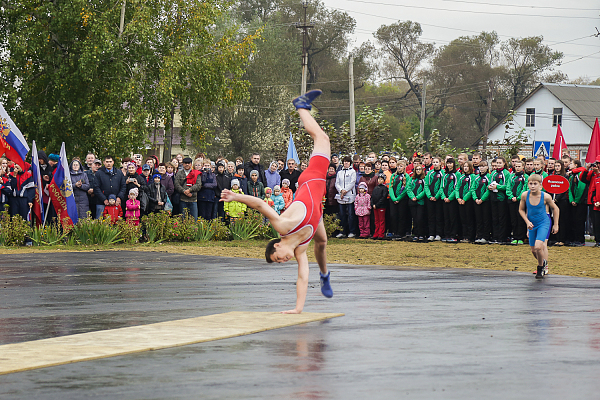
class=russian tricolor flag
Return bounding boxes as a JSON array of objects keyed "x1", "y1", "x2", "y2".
[
  {"x1": 31, "y1": 141, "x2": 45, "y2": 226},
  {"x1": 48, "y1": 142, "x2": 78, "y2": 226},
  {"x1": 0, "y1": 103, "x2": 30, "y2": 170}
]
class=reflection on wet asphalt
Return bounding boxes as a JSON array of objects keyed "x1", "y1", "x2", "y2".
[{"x1": 1, "y1": 251, "x2": 600, "y2": 399}]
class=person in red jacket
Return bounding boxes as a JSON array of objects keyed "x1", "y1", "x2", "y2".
[
  {"x1": 586, "y1": 158, "x2": 600, "y2": 247},
  {"x1": 102, "y1": 194, "x2": 123, "y2": 224}
]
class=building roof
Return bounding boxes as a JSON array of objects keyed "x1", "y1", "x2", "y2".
[
  {"x1": 542, "y1": 83, "x2": 600, "y2": 129},
  {"x1": 486, "y1": 83, "x2": 600, "y2": 139}
]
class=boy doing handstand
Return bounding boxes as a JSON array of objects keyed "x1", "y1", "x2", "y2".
[
  {"x1": 220, "y1": 90, "x2": 332, "y2": 313},
  {"x1": 519, "y1": 174, "x2": 559, "y2": 278}
]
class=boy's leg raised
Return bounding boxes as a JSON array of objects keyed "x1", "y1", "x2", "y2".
[{"x1": 294, "y1": 90, "x2": 330, "y2": 158}]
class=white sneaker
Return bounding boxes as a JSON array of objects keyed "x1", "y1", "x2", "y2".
[
  {"x1": 434, "y1": 235, "x2": 442, "y2": 241},
  {"x1": 480, "y1": 239, "x2": 488, "y2": 244},
  {"x1": 427, "y1": 236, "x2": 435, "y2": 241},
  {"x1": 335, "y1": 233, "x2": 345, "y2": 238},
  {"x1": 348, "y1": 233, "x2": 356, "y2": 238}
]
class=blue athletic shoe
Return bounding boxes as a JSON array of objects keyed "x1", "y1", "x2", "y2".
[
  {"x1": 320, "y1": 271, "x2": 333, "y2": 298},
  {"x1": 292, "y1": 89, "x2": 322, "y2": 110}
]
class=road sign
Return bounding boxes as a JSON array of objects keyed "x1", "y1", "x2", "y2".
[{"x1": 533, "y1": 141, "x2": 550, "y2": 159}]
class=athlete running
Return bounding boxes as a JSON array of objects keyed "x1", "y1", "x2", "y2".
[
  {"x1": 519, "y1": 174, "x2": 560, "y2": 279},
  {"x1": 220, "y1": 90, "x2": 332, "y2": 314}
]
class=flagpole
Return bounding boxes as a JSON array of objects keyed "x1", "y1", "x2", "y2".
[{"x1": 42, "y1": 199, "x2": 52, "y2": 230}]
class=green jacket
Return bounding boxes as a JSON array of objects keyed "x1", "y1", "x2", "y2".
[
  {"x1": 440, "y1": 171, "x2": 458, "y2": 201},
  {"x1": 454, "y1": 173, "x2": 476, "y2": 201},
  {"x1": 489, "y1": 169, "x2": 511, "y2": 202},
  {"x1": 406, "y1": 176, "x2": 426, "y2": 205},
  {"x1": 506, "y1": 172, "x2": 528, "y2": 201},
  {"x1": 569, "y1": 172, "x2": 586, "y2": 204},
  {"x1": 532, "y1": 169, "x2": 548, "y2": 180},
  {"x1": 224, "y1": 188, "x2": 247, "y2": 217},
  {"x1": 389, "y1": 172, "x2": 409, "y2": 202},
  {"x1": 471, "y1": 173, "x2": 492, "y2": 201},
  {"x1": 424, "y1": 169, "x2": 444, "y2": 199}
]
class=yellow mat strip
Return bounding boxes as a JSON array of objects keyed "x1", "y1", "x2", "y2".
[{"x1": 0, "y1": 311, "x2": 344, "y2": 375}]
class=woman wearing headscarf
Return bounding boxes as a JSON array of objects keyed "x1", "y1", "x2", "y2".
[{"x1": 69, "y1": 159, "x2": 91, "y2": 219}]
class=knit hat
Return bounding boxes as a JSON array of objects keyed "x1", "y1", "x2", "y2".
[
  {"x1": 152, "y1": 173, "x2": 162, "y2": 180},
  {"x1": 265, "y1": 187, "x2": 272, "y2": 194},
  {"x1": 48, "y1": 154, "x2": 60, "y2": 162},
  {"x1": 250, "y1": 169, "x2": 259, "y2": 176},
  {"x1": 378, "y1": 173, "x2": 386, "y2": 180},
  {"x1": 358, "y1": 182, "x2": 368, "y2": 190},
  {"x1": 108, "y1": 194, "x2": 117, "y2": 201},
  {"x1": 273, "y1": 185, "x2": 281, "y2": 191},
  {"x1": 129, "y1": 188, "x2": 138, "y2": 196},
  {"x1": 231, "y1": 179, "x2": 240, "y2": 187},
  {"x1": 282, "y1": 178, "x2": 290, "y2": 186}
]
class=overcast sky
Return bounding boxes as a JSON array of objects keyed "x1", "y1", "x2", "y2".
[{"x1": 320, "y1": 0, "x2": 600, "y2": 82}]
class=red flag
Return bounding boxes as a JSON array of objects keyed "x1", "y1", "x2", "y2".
[
  {"x1": 552, "y1": 125, "x2": 568, "y2": 159},
  {"x1": 586, "y1": 118, "x2": 600, "y2": 164}
]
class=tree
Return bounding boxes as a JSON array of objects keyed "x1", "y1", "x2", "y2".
[
  {"x1": 500, "y1": 36, "x2": 565, "y2": 109},
  {"x1": 0, "y1": 0, "x2": 259, "y2": 158}
]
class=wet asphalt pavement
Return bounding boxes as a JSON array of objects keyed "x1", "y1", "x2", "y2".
[{"x1": 1, "y1": 251, "x2": 600, "y2": 399}]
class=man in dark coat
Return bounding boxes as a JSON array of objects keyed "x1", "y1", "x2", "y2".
[
  {"x1": 93, "y1": 156, "x2": 126, "y2": 218},
  {"x1": 85, "y1": 159, "x2": 101, "y2": 218},
  {"x1": 244, "y1": 153, "x2": 266, "y2": 184},
  {"x1": 279, "y1": 158, "x2": 302, "y2": 193}
]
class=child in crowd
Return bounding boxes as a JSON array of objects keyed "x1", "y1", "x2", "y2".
[
  {"x1": 407, "y1": 164, "x2": 427, "y2": 241},
  {"x1": 568, "y1": 159, "x2": 587, "y2": 246},
  {"x1": 472, "y1": 161, "x2": 492, "y2": 244},
  {"x1": 519, "y1": 174, "x2": 559, "y2": 278},
  {"x1": 280, "y1": 179, "x2": 293, "y2": 210},
  {"x1": 441, "y1": 157, "x2": 459, "y2": 243},
  {"x1": 532, "y1": 159, "x2": 548, "y2": 179},
  {"x1": 549, "y1": 160, "x2": 569, "y2": 246},
  {"x1": 371, "y1": 173, "x2": 388, "y2": 239},
  {"x1": 489, "y1": 156, "x2": 511, "y2": 244},
  {"x1": 424, "y1": 157, "x2": 444, "y2": 241},
  {"x1": 455, "y1": 161, "x2": 476, "y2": 243},
  {"x1": 224, "y1": 179, "x2": 246, "y2": 219},
  {"x1": 590, "y1": 163, "x2": 600, "y2": 247},
  {"x1": 389, "y1": 159, "x2": 410, "y2": 238},
  {"x1": 125, "y1": 188, "x2": 141, "y2": 225},
  {"x1": 102, "y1": 194, "x2": 123, "y2": 224},
  {"x1": 233, "y1": 165, "x2": 248, "y2": 194},
  {"x1": 263, "y1": 187, "x2": 275, "y2": 209},
  {"x1": 272, "y1": 185, "x2": 285, "y2": 214},
  {"x1": 247, "y1": 170, "x2": 265, "y2": 199},
  {"x1": 506, "y1": 159, "x2": 528, "y2": 244},
  {"x1": 354, "y1": 182, "x2": 371, "y2": 238}
]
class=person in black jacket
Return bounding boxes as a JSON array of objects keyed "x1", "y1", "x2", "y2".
[
  {"x1": 85, "y1": 159, "x2": 102, "y2": 218},
  {"x1": 371, "y1": 174, "x2": 388, "y2": 239},
  {"x1": 244, "y1": 153, "x2": 266, "y2": 185},
  {"x1": 214, "y1": 161, "x2": 231, "y2": 221},
  {"x1": 279, "y1": 159, "x2": 302, "y2": 193},
  {"x1": 93, "y1": 156, "x2": 126, "y2": 218},
  {"x1": 147, "y1": 174, "x2": 167, "y2": 213}
]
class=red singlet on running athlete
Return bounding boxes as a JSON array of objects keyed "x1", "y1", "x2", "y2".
[{"x1": 220, "y1": 90, "x2": 332, "y2": 314}]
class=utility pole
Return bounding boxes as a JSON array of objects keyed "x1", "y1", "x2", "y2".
[
  {"x1": 482, "y1": 79, "x2": 494, "y2": 153},
  {"x1": 348, "y1": 55, "x2": 356, "y2": 154},
  {"x1": 296, "y1": 1, "x2": 313, "y2": 96},
  {"x1": 419, "y1": 79, "x2": 427, "y2": 142}
]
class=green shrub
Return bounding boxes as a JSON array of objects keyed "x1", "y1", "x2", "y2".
[
  {"x1": 30, "y1": 222, "x2": 68, "y2": 246},
  {"x1": 117, "y1": 220, "x2": 141, "y2": 244},
  {"x1": 142, "y1": 211, "x2": 172, "y2": 243},
  {"x1": 194, "y1": 218, "x2": 215, "y2": 241},
  {"x1": 229, "y1": 212, "x2": 262, "y2": 240},
  {"x1": 0, "y1": 210, "x2": 32, "y2": 246},
  {"x1": 209, "y1": 218, "x2": 230, "y2": 241},
  {"x1": 323, "y1": 213, "x2": 342, "y2": 238},
  {"x1": 171, "y1": 214, "x2": 198, "y2": 242},
  {"x1": 70, "y1": 217, "x2": 122, "y2": 245}
]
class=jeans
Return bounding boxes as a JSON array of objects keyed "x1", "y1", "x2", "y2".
[
  {"x1": 338, "y1": 203, "x2": 357, "y2": 235},
  {"x1": 181, "y1": 201, "x2": 198, "y2": 220},
  {"x1": 96, "y1": 205, "x2": 105, "y2": 219}
]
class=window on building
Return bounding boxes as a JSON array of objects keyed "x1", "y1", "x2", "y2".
[
  {"x1": 526, "y1": 108, "x2": 535, "y2": 127},
  {"x1": 553, "y1": 108, "x2": 562, "y2": 127}
]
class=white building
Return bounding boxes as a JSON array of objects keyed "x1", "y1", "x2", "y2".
[{"x1": 485, "y1": 83, "x2": 600, "y2": 161}]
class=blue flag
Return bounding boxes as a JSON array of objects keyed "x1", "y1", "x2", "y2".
[{"x1": 286, "y1": 132, "x2": 300, "y2": 170}]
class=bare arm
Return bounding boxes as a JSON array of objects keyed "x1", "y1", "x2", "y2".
[
  {"x1": 220, "y1": 189, "x2": 282, "y2": 226},
  {"x1": 281, "y1": 248, "x2": 309, "y2": 314},
  {"x1": 546, "y1": 193, "x2": 560, "y2": 234},
  {"x1": 519, "y1": 192, "x2": 533, "y2": 230}
]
